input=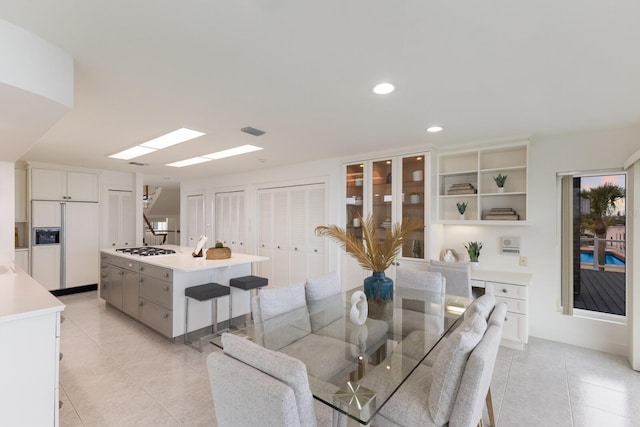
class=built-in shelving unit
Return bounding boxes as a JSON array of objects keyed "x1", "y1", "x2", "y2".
[{"x1": 438, "y1": 142, "x2": 528, "y2": 224}]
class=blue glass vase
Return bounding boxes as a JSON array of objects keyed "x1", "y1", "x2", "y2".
[{"x1": 364, "y1": 271, "x2": 393, "y2": 320}]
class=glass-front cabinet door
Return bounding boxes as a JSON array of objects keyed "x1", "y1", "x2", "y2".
[
  {"x1": 343, "y1": 152, "x2": 429, "y2": 264},
  {"x1": 345, "y1": 163, "x2": 365, "y2": 241},
  {"x1": 371, "y1": 159, "x2": 393, "y2": 244},
  {"x1": 399, "y1": 154, "x2": 427, "y2": 259}
]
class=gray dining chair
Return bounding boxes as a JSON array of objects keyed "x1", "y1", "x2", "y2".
[
  {"x1": 428, "y1": 260, "x2": 472, "y2": 298},
  {"x1": 369, "y1": 302, "x2": 507, "y2": 427},
  {"x1": 207, "y1": 332, "x2": 336, "y2": 427}
]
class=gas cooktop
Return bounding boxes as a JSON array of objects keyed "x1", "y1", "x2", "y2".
[{"x1": 115, "y1": 247, "x2": 176, "y2": 256}]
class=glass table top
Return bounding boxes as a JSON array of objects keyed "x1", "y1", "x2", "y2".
[{"x1": 211, "y1": 287, "x2": 470, "y2": 424}]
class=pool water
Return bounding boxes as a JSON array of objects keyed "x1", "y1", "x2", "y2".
[{"x1": 580, "y1": 252, "x2": 625, "y2": 265}]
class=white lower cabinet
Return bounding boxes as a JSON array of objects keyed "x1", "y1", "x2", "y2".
[{"x1": 471, "y1": 270, "x2": 531, "y2": 350}]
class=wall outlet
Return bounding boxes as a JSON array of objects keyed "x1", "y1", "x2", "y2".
[{"x1": 519, "y1": 256, "x2": 528, "y2": 267}]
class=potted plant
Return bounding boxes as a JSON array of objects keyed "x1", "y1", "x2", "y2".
[
  {"x1": 315, "y1": 215, "x2": 421, "y2": 319},
  {"x1": 464, "y1": 241, "x2": 483, "y2": 270},
  {"x1": 456, "y1": 202, "x2": 468, "y2": 220},
  {"x1": 493, "y1": 174, "x2": 507, "y2": 192}
]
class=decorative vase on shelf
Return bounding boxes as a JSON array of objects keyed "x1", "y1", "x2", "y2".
[
  {"x1": 364, "y1": 272, "x2": 394, "y2": 320},
  {"x1": 497, "y1": 187, "x2": 505, "y2": 193},
  {"x1": 470, "y1": 261, "x2": 480, "y2": 271},
  {"x1": 459, "y1": 213, "x2": 466, "y2": 220}
]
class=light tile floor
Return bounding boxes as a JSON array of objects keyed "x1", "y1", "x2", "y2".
[{"x1": 59, "y1": 291, "x2": 640, "y2": 426}]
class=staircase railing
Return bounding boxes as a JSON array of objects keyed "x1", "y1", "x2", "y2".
[{"x1": 143, "y1": 214, "x2": 168, "y2": 245}]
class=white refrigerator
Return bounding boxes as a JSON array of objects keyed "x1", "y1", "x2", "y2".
[{"x1": 32, "y1": 201, "x2": 99, "y2": 291}]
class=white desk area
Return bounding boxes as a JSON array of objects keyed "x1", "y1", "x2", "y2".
[{"x1": 471, "y1": 269, "x2": 532, "y2": 350}]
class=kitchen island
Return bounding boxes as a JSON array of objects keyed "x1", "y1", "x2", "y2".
[
  {"x1": 100, "y1": 246, "x2": 267, "y2": 341},
  {"x1": 0, "y1": 263, "x2": 64, "y2": 426}
]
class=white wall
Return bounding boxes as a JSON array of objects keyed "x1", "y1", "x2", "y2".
[{"x1": 440, "y1": 125, "x2": 640, "y2": 355}]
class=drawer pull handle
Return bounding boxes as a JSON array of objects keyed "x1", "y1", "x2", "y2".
[
  {"x1": 164, "y1": 286, "x2": 170, "y2": 292},
  {"x1": 59, "y1": 353, "x2": 64, "y2": 361},
  {"x1": 140, "y1": 277, "x2": 144, "y2": 283},
  {"x1": 164, "y1": 273, "x2": 169, "y2": 278},
  {"x1": 140, "y1": 266, "x2": 144, "y2": 271},
  {"x1": 139, "y1": 302, "x2": 143, "y2": 307},
  {"x1": 163, "y1": 313, "x2": 169, "y2": 319},
  {"x1": 502, "y1": 289, "x2": 508, "y2": 293}
]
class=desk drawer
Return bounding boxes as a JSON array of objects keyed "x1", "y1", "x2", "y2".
[
  {"x1": 471, "y1": 279, "x2": 485, "y2": 288},
  {"x1": 494, "y1": 296, "x2": 527, "y2": 315},
  {"x1": 486, "y1": 282, "x2": 527, "y2": 300},
  {"x1": 121, "y1": 259, "x2": 139, "y2": 272},
  {"x1": 140, "y1": 275, "x2": 172, "y2": 308}
]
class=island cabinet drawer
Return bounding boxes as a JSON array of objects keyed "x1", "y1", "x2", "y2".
[
  {"x1": 139, "y1": 299, "x2": 172, "y2": 337},
  {"x1": 138, "y1": 263, "x2": 173, "y2": 282},
  {"x1": 121, "y1": 259, "x2": 139, "y2": 272},
  {"x1": 139, "y1": 275, "x2": 172, "y2": 308},
  {"x1": 486, "y1": 282, "x2": 527, "y2": 300},
  {"x1": 494, "y1": 296, "x2": 528, "y2": 315}
]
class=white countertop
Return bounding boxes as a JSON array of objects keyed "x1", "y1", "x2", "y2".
[
  {"x1": 471, "y1": 269, "x2": 532, "y2": 286},
  {"x1": 101, "y1": 245, "x2": 268, "y2": 272},
  {"x1": 0, "y1": 264, "x2": 64, "y2": 323}
]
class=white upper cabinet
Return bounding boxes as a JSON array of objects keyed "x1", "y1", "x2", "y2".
[
  {"x1": 437, "y1": 142, "x2": 528, "y2": 224},
  {"x1": 31, "y1": 168, "x2": 99, "y2": 202}
]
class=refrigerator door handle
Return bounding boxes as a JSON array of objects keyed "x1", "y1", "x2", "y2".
[{"x1": 60, "y1": 202, "x2": 66, "y2": 289}]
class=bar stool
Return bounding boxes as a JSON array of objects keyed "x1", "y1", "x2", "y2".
[
  {"x1": 229, "y1": 275, "x2": 268, "y2": 327},
  {"x1": 184, "y1": 282, "x2": 230, "y2": 352}
]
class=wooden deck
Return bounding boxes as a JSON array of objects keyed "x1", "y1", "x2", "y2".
[{"x1": 574, "y1": 269, "x2": 626, "y2": 316}]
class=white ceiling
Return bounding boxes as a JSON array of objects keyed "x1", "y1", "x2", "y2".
[{"x1": 2, "y1": 1, "x2": 640, "y2": 187}]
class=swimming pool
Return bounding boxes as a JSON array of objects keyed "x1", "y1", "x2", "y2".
[{"x1": 580, "y1": 251, "x2": 625, "y2": 265}]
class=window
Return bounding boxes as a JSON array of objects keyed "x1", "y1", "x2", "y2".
[{"x1": 561, "y1": 172, "x2": 626, "y2": 318}]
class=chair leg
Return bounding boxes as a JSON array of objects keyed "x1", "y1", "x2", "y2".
[{"x1": 486, "y1": 387, "x2": 495, "y2": 427}]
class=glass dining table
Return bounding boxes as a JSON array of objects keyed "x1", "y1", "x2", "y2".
[{"x1": 211, "y1": 286, "x2": 471, "y2": 425}]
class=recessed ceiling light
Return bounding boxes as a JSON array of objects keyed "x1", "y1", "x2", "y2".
[
  {"x1": 203, "y1": 144, "x2": 263, "y2": 160},
  {"x1": 372, "y1": 83, "x2": 395, "y2": 95},
  {"x1": 109, "y1": 146, "x2": 156, "y2": 160},
  {"x1": 166, "y1": 157, "x2": 211, "y2": 168},
  {"x1": 109, "y1": 127, "x2": 206, "y2": 160},
  {"x1": 140, "y1": 128, "x2": 205, "y2": 150},
  {"x1": 427, "y1": 126, "x2": 444, "y2": 133}
]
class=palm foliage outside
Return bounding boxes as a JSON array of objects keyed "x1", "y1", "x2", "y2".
[
  {"x1": 315, "y1": 215, "x2": 422, "y2": 272},
  {"x1": 580, "y1": 183, "x2": 624, "y2": 271}
]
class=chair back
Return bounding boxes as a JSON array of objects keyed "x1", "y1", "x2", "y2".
[
  {"x1": 449, "y1": 302, "x2": 507, "y2": 427},
  {"x1": 207, "y1": 333, "x2": 317, "y2": 427},
  {"x1": 428, "y1": 260, "x2": 472, "y2": 298}
]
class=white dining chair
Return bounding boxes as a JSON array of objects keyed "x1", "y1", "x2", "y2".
[{"x1": 207, "y1": 333, "x2": 337, "y2": 427}]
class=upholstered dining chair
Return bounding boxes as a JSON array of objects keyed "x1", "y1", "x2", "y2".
[
  {"x1": 207, "y1": 333, "x2": 337, "y2": 427},
  {"x1": 428, "y1": 260, "x2": 472, "y2": 298},
  {"x1": 367, "y1": 302, "x2": 508, "y2": 427},
  {"x1": 394, "y1": 269, "x2": 446, "y2": 341}
]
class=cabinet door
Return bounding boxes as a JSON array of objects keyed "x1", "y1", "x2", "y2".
[
  {"x1": 15, "y1": 169, "x2": 27, "y2": 222},
  {"x1": 122, "y1": 270, "x2": 140, "y2": 318},
  {"x1": 108, "y1": 267, "x2": 124, "y2": 310},
  {"x1": 256, "y1": 191, "x2": 273, "y2": 280},
  {"x1": 399, "y1": 154, "x2": 427, "y2": 260},
  {"x1": 66, "y1": 172, "x2": 98, "y2": 202},
  {"x1": 32, "y1": 245, "x2": 61, "y2": 291},
  {"x1": 371, "y1": 159, "x2": 393, "y2": 243},
  {"x1": 31, "y1": 169, "x2": 66, "y2": 201},
  {"x1": 64, "y1": 202, "x2": 99, "y2": 288},
  {"x1": 187, "y1": 194, "x2": 205, "y2": 247},
  {"x1": 119, "y1": 191, "x2": 135, "y2": 247},
  {"x1": 14, "y1": 250, "x2": 29, "y2": 274}
]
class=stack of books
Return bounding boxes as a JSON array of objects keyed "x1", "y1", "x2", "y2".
[
  {"x1": 484, "y1": 208, "x2": 519, "y2": 220},
  {"x1": 447, "y1": 183, "x2": 477, "y2": 195}
]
